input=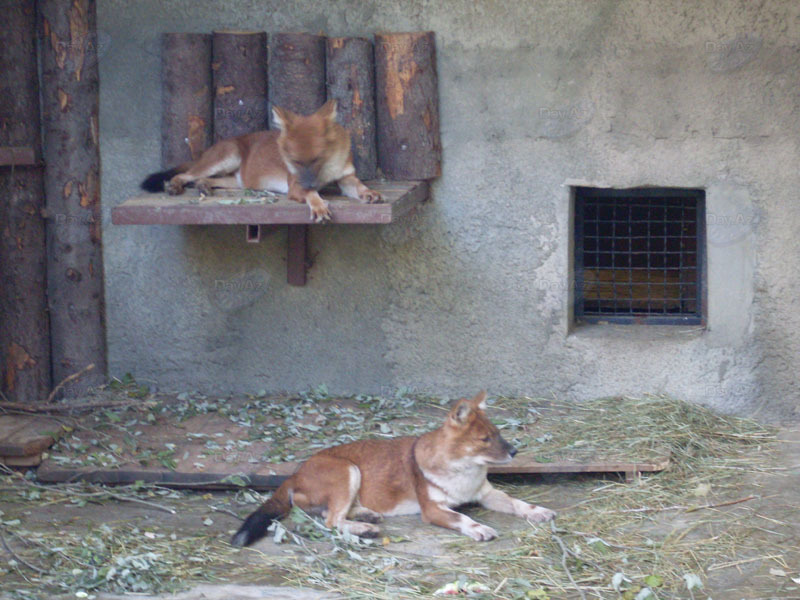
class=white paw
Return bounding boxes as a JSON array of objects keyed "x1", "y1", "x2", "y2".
[
  {"x1": 465, "y1": 522, "x2": 498, "y2": 541},
  {"x1": 342, "y1": 521, "x2": 380, "y2": 538},
  {"x1": 521, "y1": 505, "x2": 557, "y2": 523},
  {"x1": 309, "y1": 199, "x2": 331, "y2": 223}
]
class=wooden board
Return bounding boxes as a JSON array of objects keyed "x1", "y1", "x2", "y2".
[
  {"x1": 36, "y1": 465, "x2": 289, "y2": 489},
  {"x1": 1, "y1": 453, "x2": 43, "y2": 467},
  {"x1": 35, "y1": 454, "x2": 669, "y2": 490},
  {"x1": 0, "y1": 415, "x2": 59, "y2": 456},
  {"x1": 490, "y1": 457, "x2": 671, "y2": 475},
  {"x1": 111, "y1": 180, "x2": 428, "y2": 226}
]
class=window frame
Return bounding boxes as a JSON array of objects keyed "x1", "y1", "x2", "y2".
[{"x1": 573, "y1": 186, "x2": 706, "y2": 326}]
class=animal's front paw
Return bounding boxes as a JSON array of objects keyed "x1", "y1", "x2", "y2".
[
  {"x1": 521, "y1": 505, "x2": 556, "y2": 523},
  {"x1": 359, "y1": 188, "x2": 383, "y2": 204},
  {"x1": 196, "y1": 180, "x2": 214, "y2": 196},
  {"x1": 465, "y1": 522, "x2": 497, "y2": 542},
  {"x1": 308, "y1": 199, "x2": 332, "y2": 223},
  {"x1": 166, "y1": 179, "x2": 184, "y2": 195},
  {"x1": 343, "y1": 521, "x2": 381, "y2": 538}
]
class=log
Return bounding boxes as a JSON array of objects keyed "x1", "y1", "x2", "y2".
[
  {"x1": 0, "y1": 0, "x2": 51, "y2": 404},
  {"x1": 326, "y1": 37, "x2": 377, "y2": 180},
  {"x1": 161, "y1": 33, "x2": 213, "y2": 167},
  {"x1": 212, "y1": 31, "x2": 268, "y2": 141},
  {"x1": 374, "y1": 32, "x2": 441, "y2": 179},
  {"x1": 39, "y1": 0, "x2": 106, "y2": 396},
  {"x1": 269, "y1": 32, "x2": 326, "y2": 117}
]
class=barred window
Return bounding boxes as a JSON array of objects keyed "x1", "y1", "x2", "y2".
[{"x1": 574, "y1": 187, "x2": 705, "y2": 325}]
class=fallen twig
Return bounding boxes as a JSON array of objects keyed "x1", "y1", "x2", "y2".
[
  {"x1": 550, "y1": 520, "x2": 587, "y2": 600},
  {"x1": 707, "y1": 553, "x2": 784, "y2": 572},
  {"x1": 685, "y1": 494, "x2": 758, "y2": 513},
  {"x1": 0, "y1": 398, "x2": 140, "y2": 414},
  {"x1": 620, "y1": 504, "x2": 687, "y2": 513},
  {"x1": 0, "y1": 529, "x2": 46, "y2": 574},
  {"x1": 89, "y1": 489, "x2": 177, "y2": 515},
  {"x1": 46, "y1": 363, "x2": 95, "y2": 403},
  {"x1": 210, "y1": 505, "x2": 241, "y2": 519},
  {"x1": 618, "y1": 495, "x2": 757, "y2": 515},
  {"x1": 5, "y1": 477, "x2": 177, "y2": 515}
]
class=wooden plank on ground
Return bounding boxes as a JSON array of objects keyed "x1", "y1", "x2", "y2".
[
  {"x1": 0, "y1": 415, "x2": 59, "y2": 456},
  {"x1": 111, "y1": 180, "x2": 428, "y2": 226},
  {"x1": 1, "y1": 453, "x2": 44, "y2": 467},
  {"x1": 36, "y1": 465, "x2": 291, "y2": 489},
  {"x1": 488, "y1": 456, "x2": 671, "y2": 475},
  {"x1": 34, "y1": 454, "x2": 669, "y2": 490}
]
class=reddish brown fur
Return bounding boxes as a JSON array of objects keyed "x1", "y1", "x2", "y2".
[
  {"x1": 231, "y1": 391, "x2": 556, "y2": 547},
  {"x1": 143, "y1": 100, "x2": 381, "y2": 222}
]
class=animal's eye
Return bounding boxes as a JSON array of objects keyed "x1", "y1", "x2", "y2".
[{"x1": 481, "y1": 435, "x2": 490, "y2": 442}]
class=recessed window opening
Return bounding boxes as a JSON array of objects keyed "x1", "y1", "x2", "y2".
[{"x1": 574, "y1": 187, "x2": 705, "y2": 325}]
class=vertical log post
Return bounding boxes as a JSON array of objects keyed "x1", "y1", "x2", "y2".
[
  {"x1": 270, "y1": 33, "x2": 326, "y2": 286},
  {"x1": 161, "y1": 33, "x2": 213, "y2": 168},
  {"x1": 0, "y1": 0, "x2": 51, "y2": 403},
  {"x1": 326, "y1": 37, "x2": 377, "y2": 181},
  {"x1": 269, "y1": 32, "x2": 326, "y2": 117},
  {"x1": 375, "y1": 32, "x2": 441, "y2": 180},
  {"x1": 39, "y1": 0, "x2": 106, "y2": 396},
  {"x1": 212, "y1": 31, "x2": 268, "y2": 142}
]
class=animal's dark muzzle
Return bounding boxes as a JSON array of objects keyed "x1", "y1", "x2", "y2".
[{"x1": 298, "y1": 167, "x2": 318, "y2": 190}]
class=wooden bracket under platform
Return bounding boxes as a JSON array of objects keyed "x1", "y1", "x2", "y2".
[
  {"x1": 0, "y1": 146, "x2": 37, "y2": 166},
  {"x1": 111, "y1": 180, "x2": 428, "y2": 286}
]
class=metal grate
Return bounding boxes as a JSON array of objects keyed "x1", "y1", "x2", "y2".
[{"x1": 574, "y1": 187, "x2": 705, "y2": 325}]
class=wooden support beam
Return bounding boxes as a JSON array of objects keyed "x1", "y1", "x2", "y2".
[
  {"x1": 39, "y1": 0, "x2": 107, "y2": 396},
  {"x1": 0, "y1": 1, "x2": 51, "y2": 404}
]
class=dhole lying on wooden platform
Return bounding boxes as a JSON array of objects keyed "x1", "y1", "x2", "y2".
[
  {"x1": 231, "y1": 391, "x2": 556, "y2": 547},
  {"x1": 141, "y1": 100, "x2": 382, "y2": 223}
]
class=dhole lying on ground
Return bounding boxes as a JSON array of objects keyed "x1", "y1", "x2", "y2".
[
  {"x1": 231, "y1": 391, "x2": 556, "y2": 547},
  {"x1": 141, "y1": 100, "x2": 381, "y2": 223}
]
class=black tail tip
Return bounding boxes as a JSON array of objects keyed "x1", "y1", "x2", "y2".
[
  {"x1": 140, "y1": 168, "x2": 177, "y2": 193},
  {"x1": 230, "y1": 510, "x2": 276, "y2": 547}
]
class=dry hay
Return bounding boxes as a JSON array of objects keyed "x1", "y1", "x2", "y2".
[{"x1": 0, "y1": 390, "x2": 785, "y2": 599}]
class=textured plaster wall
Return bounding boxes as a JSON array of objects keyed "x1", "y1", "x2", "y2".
[{"x1": 99, "y1": 0, "x2": 800, "y2": 420}]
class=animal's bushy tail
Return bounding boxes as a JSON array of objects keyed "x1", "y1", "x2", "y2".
[
  {"x1": 140, "y1": 164, "x2": 188, "y2": 192},
  {"x1": 230, "y1": 486, "x2": 292, "y2": 547}
]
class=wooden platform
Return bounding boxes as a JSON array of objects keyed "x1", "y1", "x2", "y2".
[
  {"x1": 111, "y1": 180, "x2": 428, "y2": 226},
  {"x1": 112, "y1": 180, "x2": 428, "y2": 285}
]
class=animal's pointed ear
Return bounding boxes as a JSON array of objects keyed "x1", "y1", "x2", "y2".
[
  {"x1": 318, "y1": 99, "x2": 337, "y2": 123},
  {"x1": 272, "y1": 106, "x2": 294, "y2": 131},
  {"x1": 471, "y1": 390, "x2": 488, "y2": 410},
  {"x1": 449, "y1": 398, "x2": 473, "y2": 426}
]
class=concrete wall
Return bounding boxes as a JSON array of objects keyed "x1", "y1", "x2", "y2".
[{"x1": 99, "y1": 0, "x2": 800, "y2": 420}]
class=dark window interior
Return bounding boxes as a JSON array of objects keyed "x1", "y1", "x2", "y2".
[{"x1": 574, "y1": 187, "x2": 705, "y2": 325}]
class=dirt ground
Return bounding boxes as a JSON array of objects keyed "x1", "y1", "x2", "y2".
[{"x1": 1, "y1": 394, "x2": 798, "y2": 600}]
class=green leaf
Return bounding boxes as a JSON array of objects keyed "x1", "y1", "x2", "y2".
[
  {"x1": 644, "y1": 574, "x2": 663, "y2": 588},
  {"x1": 221, "y1": 474, "x2": 248, "y2": 487}
]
